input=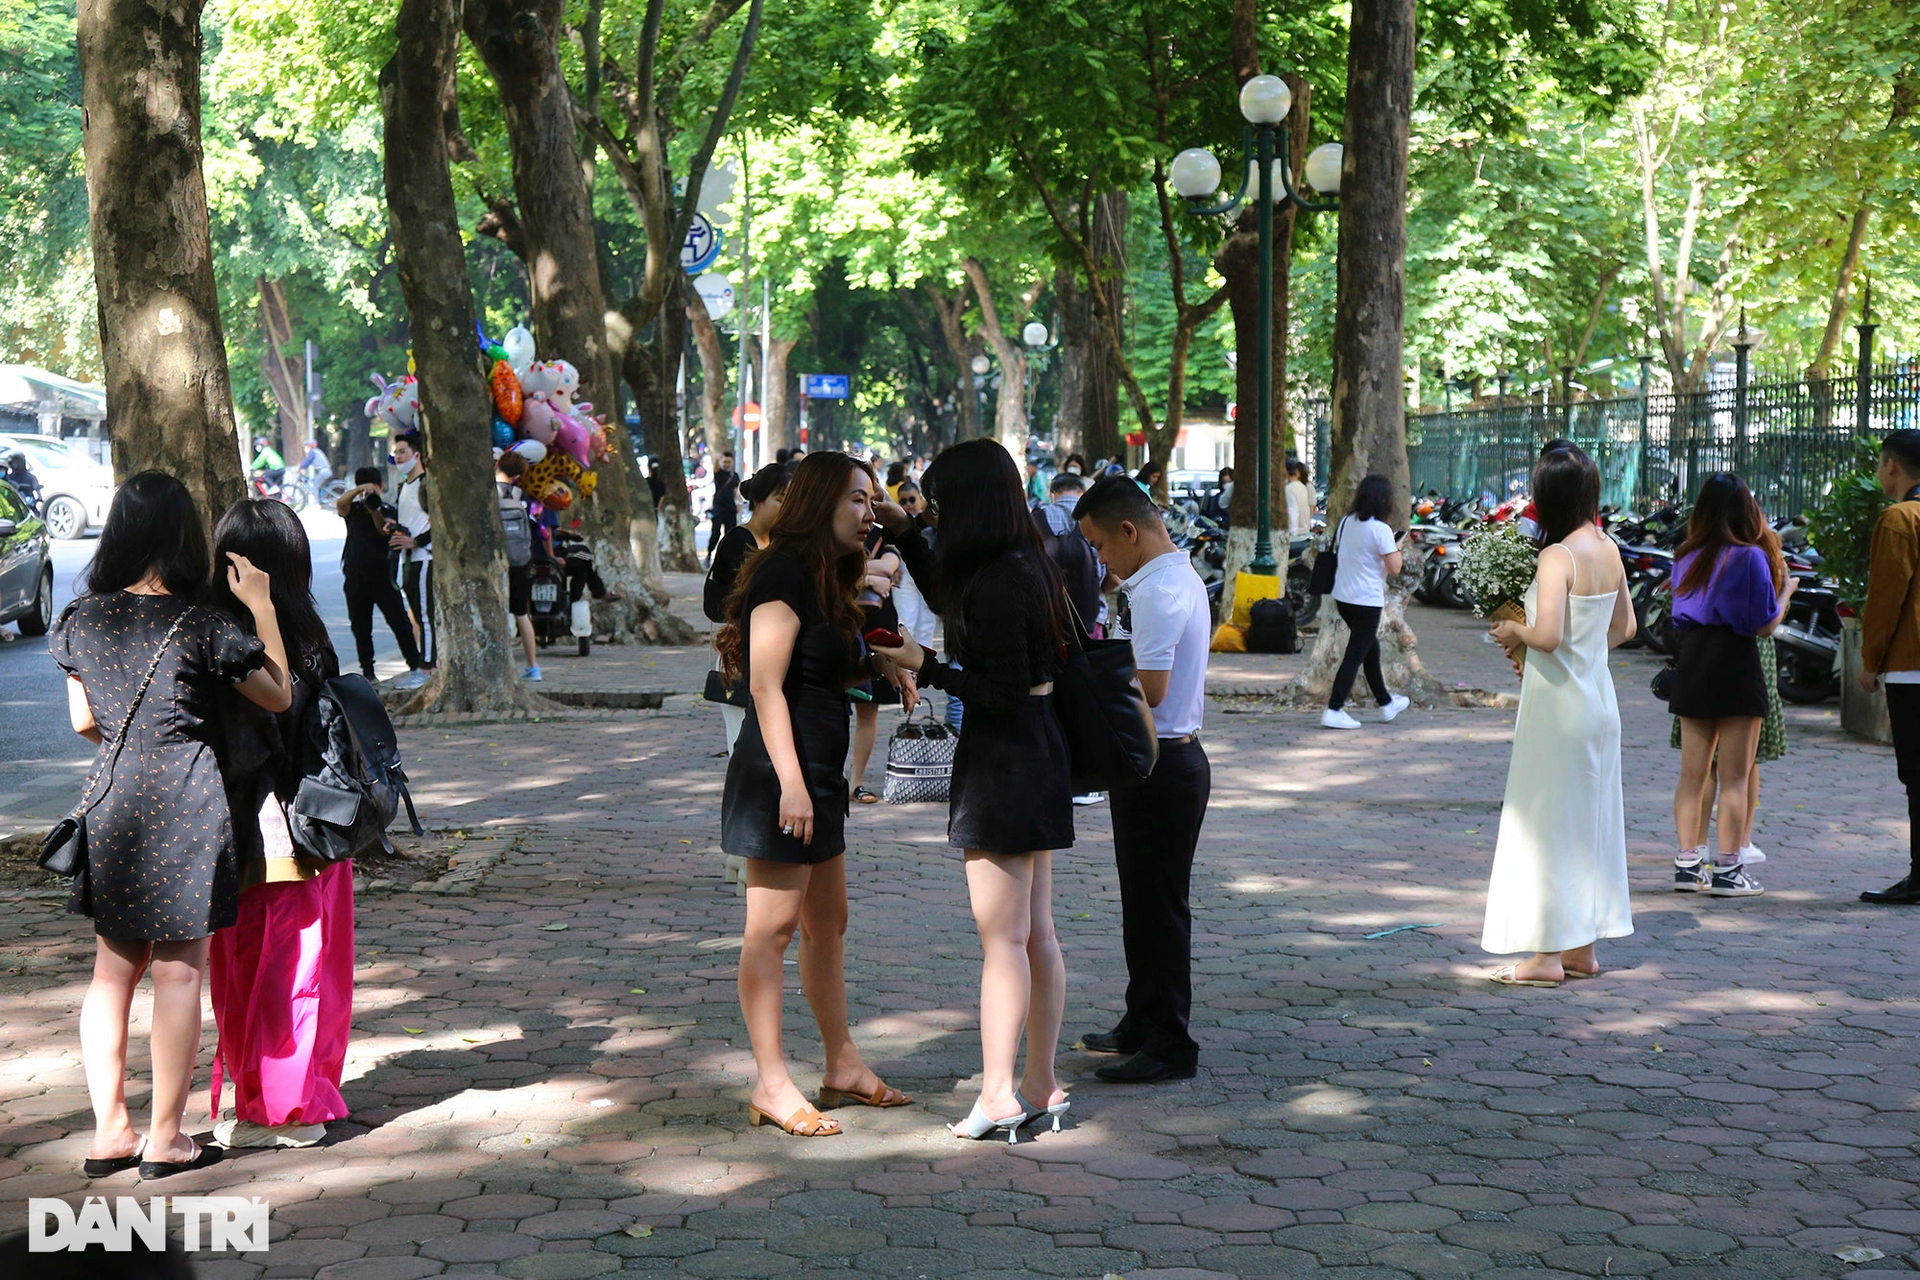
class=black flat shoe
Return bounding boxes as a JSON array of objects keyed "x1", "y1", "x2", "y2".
[
  {"x1": 1077, "y1": 1030, "x2": 1141, "y2": 1055},
  {"x1": 1094, "y1": 1051, "x2": 1198, "y2": 1084},
  {"x1": 139, "y1": 1138, "x2": 221, "y2": 1180},
  {"x1": 83, "y1": 1137, "x2": 146, "y2": 1178},
  {"x1": 1861, "y1": 875, "x2": 1920, "y2": 905}
]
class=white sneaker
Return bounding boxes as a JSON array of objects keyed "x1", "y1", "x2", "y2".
[
  {"x1": 394, "y1": 669, "x2": 429, "y2": 690},
  {"x1": 213, "y1": 1118, "x2": 328, "y2": 1149},
  {"x1": 1380, "y1": 695, "x2": 1411, "y2": 722},
  {"x1": 1072, "y1": 792, "x2": 1106, "y2": 806},
  {"x1": 1321, "y1": 708, "x2": 1362, "y2": 730},
  {"x1": 1738, "y1": 843, "x2": 1767, "y2": 865}
]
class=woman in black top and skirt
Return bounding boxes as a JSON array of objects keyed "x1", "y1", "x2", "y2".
[
  {"x1": 871, "y1": 439, "x2": 1075, "y2": 1142},
  {"x1": 718, "y1": 453, "x2": 914, "y2": 1137},
  {"x1": 52, "y1": 473, "x2": 295, "y2": 1178}
]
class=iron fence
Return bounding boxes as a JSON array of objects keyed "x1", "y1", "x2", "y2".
[{"x1": 1292, "y1": 362, "x2": 1920, "y2": 518}]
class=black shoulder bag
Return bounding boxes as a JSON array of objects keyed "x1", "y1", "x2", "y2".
[
  {"x1": 1050, "y1": 592, "x2": 1160, "y2": 793},
  {"x1": 1308, "y1": 516, "x2": 1347, "y2": 597},
  {"x1": 40, "y1": 612, "x2": 189, "y2": 877}
]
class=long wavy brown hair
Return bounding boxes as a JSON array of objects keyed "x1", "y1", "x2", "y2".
[
  {"x1": 1676, "y1": 472, "x2": 1785, "y2": 597},
  {"x1": 715, "y1": 452, "x2": 875, "y2": 676}
]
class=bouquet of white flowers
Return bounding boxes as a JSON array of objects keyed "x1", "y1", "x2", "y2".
[{"x1": 1454, "y1": 521, "x2": 1539, "y2": 671}]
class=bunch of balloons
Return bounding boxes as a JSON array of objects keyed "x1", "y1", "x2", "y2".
[{"x1": 364, "y1": 325, "x2": 617, "y2": 513}]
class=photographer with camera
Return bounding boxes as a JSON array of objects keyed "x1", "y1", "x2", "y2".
[{"x1": 334, "y1": 465, "x2": 428, "y2": 689}]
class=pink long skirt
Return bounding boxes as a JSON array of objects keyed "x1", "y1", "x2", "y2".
[{"x1": 208, "y1": 861, "x2": 355, "y2": 1125}]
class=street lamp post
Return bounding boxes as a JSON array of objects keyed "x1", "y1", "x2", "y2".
[{"x1": 1171, "y1": 74, "x2": 1342, "y2": 576}]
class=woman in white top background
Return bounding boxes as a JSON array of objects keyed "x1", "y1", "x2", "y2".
[
  {"x1": 1321, "y1": 474, "x2": 1411, "y2": 730},
  {"x1": 1482, "y1": 446, "x2": 1637, "y2": 986},
  {"x1": 1286, "y1": 460, "x2": 1314, "y2": 537}
]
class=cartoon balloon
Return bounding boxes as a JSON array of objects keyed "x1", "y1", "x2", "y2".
[
  {"x1": 519, "y1": 398, "x2": 555, "y2": 444},
  {"x1": 491, "y1": 415, "x2": 515, "y2": 450},
  {"x1": 490, "y1": 360, "x2": 523, "y2": 426},
  {"x1": 508, "y1": 439, "x2": 547, "y2": 465},
  {"x1": 503, "y1": 325, "x2": 537, "y2": 374},
  {"x1": 546, "y1": 359, "x2": 581, "y2": 413},
  {"x1": 552, "y1": 412, "x2": 592, "y2": 468}
]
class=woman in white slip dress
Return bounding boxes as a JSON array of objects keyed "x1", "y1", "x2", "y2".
[{"x1": 1484, "y1": 447, "x2": 1638, "y2": 986}]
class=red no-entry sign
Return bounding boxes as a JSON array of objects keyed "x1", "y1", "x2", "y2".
[{"x1": 732, "y1": 401, "x2": 762, "y2": 431}]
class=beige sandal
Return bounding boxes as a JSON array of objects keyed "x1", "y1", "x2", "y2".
[
  {"x1": 817, "y1": 1078, "x2": 913, "y2": 1110},
  {"x1": 748, "y1": 1101, "x2": 842, "y2": 1136},
  {"x1": 1489, "y1": 963, "x2": 1561, "y2": 988}
]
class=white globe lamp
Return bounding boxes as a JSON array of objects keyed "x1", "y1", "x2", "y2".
[
  {"x1": 1304, "y1": 143, "x2": 1345, "y2": 194},
  {"x1": 1238, "y1": 75, "x2": 1292, "y2": 125},
  {"x1": 1169, "y1": 148, "x2": 1222, "y2": 199}
]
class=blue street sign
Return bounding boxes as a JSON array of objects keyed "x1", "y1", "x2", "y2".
[
  {"x1": 680, "y1": 213, "x2": 723, "y2": 274},
  {"x1": 802, "y1": 373, "x2": 850, "y2": 399}
]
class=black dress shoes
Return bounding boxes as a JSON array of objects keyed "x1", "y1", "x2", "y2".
[
  {"x1": 1077, "y1": 1030, "x2": 1140, "y2": 1055},
  {"x1": 1094, "y1": 1051, "x2": 1198, "y2": 1084},
  {"x1": 1861, "y1": 875, "x2": 1920, "y2": 905}
]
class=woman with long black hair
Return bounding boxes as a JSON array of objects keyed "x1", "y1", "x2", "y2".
[
  {"x1": 205, "y1": 500, "x2": 354, "y2": 1150},
  {"x1": 52, "y1": 473, "x2": 293, "y2": 1178},
  {"x1": 1321, "y1": 474, "x2": 1410, "y2": 730},
  {"x1": 717, "y1": 452, "x2": 912, "y2": 1138},
  {"x1": 1665, "y1": 473, "x2": 1796, "y2": 897},
  {"x1": 871, "y1": 438, "x2": 1074, "y2": 1143}
]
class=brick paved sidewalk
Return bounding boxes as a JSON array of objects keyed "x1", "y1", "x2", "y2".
[{"x1": 4, "y1": 599, "x2": 1919, "y2": 1278}]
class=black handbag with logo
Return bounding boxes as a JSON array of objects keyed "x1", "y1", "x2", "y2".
[
  {"x1": 702, "y1": 668, "x2": 751, "y2": 708},
  {"x1": 40, "y1": 613, "x2": 188, "y2": 877}
]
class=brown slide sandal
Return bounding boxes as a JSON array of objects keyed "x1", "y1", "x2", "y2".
[
  {"x1": 817, "y1": 1079, "x2": 913, "y2": 1110},
  {"x1": 748, "y1": 1101, "x2": 842, "y2": 1136}
]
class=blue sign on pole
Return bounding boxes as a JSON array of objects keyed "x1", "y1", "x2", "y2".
[{"x1": 802, "y1": 374, "x2": 850, "y2": 399}]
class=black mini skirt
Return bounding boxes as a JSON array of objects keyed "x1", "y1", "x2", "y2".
[
  {"x1": 721, "y1": 688, "x2": 851, "y2": 865},
  {"x1": 947, "y1": 693, "x2": 1074, "y2": 855},
  {"x1": 1669, "y1": 623, "x2": 1767, "y2": 721}
]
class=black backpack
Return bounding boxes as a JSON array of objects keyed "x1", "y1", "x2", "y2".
[
  {"x1": 1247, "y1": 597, "x2": 1298, "y2": 654},
  {"x1": 1033, "y1": 506, "x2": 1103, "y2": 631},
  {"x1": 288, "y1": 663, "x2": 423, "y2": 862}
]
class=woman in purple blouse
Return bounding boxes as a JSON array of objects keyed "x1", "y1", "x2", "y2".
[{"x1": 1668, "y1": 473, "x2": 1796, "y2": 897}]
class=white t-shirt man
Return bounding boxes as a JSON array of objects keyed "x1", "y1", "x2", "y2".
[
  {"x1": 394, "y1": 469, "x2": 431, "y2": 565},
  {"x1": 1114, "y1": 549, "x2": 1210, "y2": 738},
  {"x1": 1331, "y1": 515, "x2": 1398, "y2": 607}
]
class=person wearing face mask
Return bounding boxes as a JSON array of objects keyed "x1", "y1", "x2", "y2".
[
  {"x1": 387, "y1": 431, "x2": 433, "y2": 669},
  {"x1": 716, "y1": 453, "x2": 913, "y2": 1138}
]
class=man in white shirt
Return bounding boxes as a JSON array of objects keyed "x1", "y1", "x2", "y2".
[
  {"x1": 389, "y1": 430, "x2": 434, "y2": 668},
  {"x1": 1074, "y1": 475, "x2": 1212, "y2": 1084}
]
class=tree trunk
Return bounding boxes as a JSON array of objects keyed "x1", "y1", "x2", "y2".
[
  {"x1": 1808, "y1": 205, "x2": 1870, "y2": 381},
  {"x1": 464, "y1": 0, "x2": 674, "y2": 642},
  {"x1": 1085, "y1": 191, "x2": 1128, "y2": 464},
  {"x1": 257, "y1": 276, "x2": 306, "y2": 454},
  {"x1": 926, "y1": 284, "x2": 979, "y2": 441},
  {"x1": 1053, "y1": 266, "x2": 1090, "y2": 464},
  {"x1": 961, "y1": 258, "x2": 1029, "y2": 462},
  {"x1": 762, "y1": 334, "x2": 797, "y2": 456},
  {"x1": 1299, "y1": 0, "x2": 1440, "y2": 703},
  {"x1": 380, "y1": 0, "x2": 528, "y2": 714},
  {"x1": 77, "y1": 0, "x2": 245, "y2": 520},
  {"x1": 687, "y1": 291, "x2": 730, "y2": 461},
  {"x1": 626, "y1": 303, "x2": 698, "y2": 571}
]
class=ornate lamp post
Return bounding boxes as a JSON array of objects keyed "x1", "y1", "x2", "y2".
[{"x1": 1170, "y1": 74, "x2": 1342, "y2": 576}]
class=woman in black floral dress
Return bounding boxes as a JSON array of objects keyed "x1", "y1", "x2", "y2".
[{"x1": 53, "y1": 473, "x2": 293, "y2": 1178}]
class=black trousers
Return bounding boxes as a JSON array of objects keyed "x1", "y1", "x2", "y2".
[
  {"x1": 706, "y1": 510, "x2": 736, "y2": 564},
  {"x1": 402, "y1": 559, "x2": 435, "y2": 666},
  {"x1": 345, "y1": 572, "x2": 424, "y2": 678},
  {"x1": 1108, "y1": 738, "x2": 1211, "y2": 1064},
  {"x1": 1887, "y1": 683, "x2": 1920, "y2": 877},
  {"x1": 1330, "y1": 601, "x2": 1390, "y2": 711}
]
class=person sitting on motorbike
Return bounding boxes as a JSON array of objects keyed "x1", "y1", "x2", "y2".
[
  {"x1": 6, "y1": 453, "x2": 42, "y2": 512},
  {"x1": 250, "y1": 437, "x2": 287, "y2": 492}
]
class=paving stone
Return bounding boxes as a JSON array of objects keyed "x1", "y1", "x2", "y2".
[{"x1": 5, "y1": 601, "x2": 1920, "y2": 1279}]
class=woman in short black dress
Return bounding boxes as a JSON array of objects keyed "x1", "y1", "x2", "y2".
[
  {"x1": 718, "y1": 452, "x2": 913, "y2": 1138},
  {"x1": 53, "y1": 473, "x2": 293, "y2": 1178},
  {"x1": 871, "y1": 438, "x2": 1074, "y2": 1143}
]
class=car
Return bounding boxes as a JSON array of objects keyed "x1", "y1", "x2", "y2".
[
  {"x1": 1167, "y1": 468, "x2": 1227, "y2": 514},
  {"x1": 0, "y1": 478, "x2": 53, "y2": 636},
  {"x1": 0, "y1": 433, "x2": 115, "y2": 539}
]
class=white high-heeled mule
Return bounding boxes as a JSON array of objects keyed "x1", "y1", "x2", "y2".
[{"x1": 949, "y1": 1099, "x2": 1026, "y2": 1144}]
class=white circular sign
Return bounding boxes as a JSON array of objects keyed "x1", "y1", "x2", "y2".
[{"x1": 694, "y1": 273, "x2": 735, "y2": 322}]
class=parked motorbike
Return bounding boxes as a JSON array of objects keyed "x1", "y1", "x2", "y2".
[
  {"x1": 527, "y1": 555, "x2": 588, "y2": 656},
  {"x1": 1774, "y1": 561, "x2": 1841, "y2": 703},
  {"x1": 1287, "y1": 531, "x2": 1321, "y2": 627}
]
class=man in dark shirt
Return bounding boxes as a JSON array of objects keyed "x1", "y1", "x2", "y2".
[
  {"x1": 334, "y1": 465, "x2": 427, "y2": 688},
  {"x1": 707, "y1": 451, "x2": 740, "y2": 568}
]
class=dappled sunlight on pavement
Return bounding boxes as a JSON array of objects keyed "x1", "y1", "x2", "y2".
[{"x1": 1, "y1": 602, "x2": 1917, "y2": 1275}]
